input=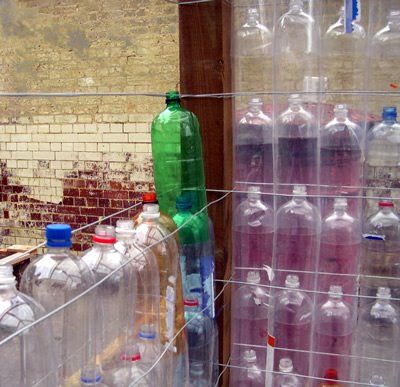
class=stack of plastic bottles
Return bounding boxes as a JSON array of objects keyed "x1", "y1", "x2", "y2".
[{"x1": 231, "y1": 1, "x2": 400, "y2": 386}]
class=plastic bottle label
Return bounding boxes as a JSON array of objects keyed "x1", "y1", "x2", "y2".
[
  {"x1": 166, "y1": 285, "x2": 176, "y2": 341},
  {"x1": 200, "y1": 255, "x2": 215, "y2": 318}
]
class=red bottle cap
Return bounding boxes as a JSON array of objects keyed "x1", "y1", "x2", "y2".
[
  {"x1": 142, "y1": 192, "x2": 157, "y2": 204},
  {"x1": 92, "y1": 235, "x2": 116, "y2": 244},
  {"x1": 120, "y1": 353, "x2": 141, "y2": 362},
  {"x1": 379, "y1": 201, "x2": 394, "y2": 207},
  {"x1": 324, "y1": 369, "x2": 338, "y2": 384}
]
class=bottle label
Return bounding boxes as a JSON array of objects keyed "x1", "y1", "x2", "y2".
[
  {"x1": 200, "y1": 255, "x2": 215, "y2": 318},
  {"x1": 166, "y1": 285, "x2": 176, "y2": 341}
]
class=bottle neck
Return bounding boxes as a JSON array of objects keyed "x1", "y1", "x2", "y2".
[
  {"x1": 93, "y1": 242, "x2": 115, "y2": 251},
  {"x1": 167, "y1": 100, "x2": 180, "y2": 109},
  {"x1": 47, "y1": 246, "x2": 72, "y2": 255}
]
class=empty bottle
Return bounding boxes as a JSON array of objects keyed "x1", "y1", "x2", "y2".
[
  {"x1": 318, "y1": 198, "x2": 360, "y2": 304},
  {"x1": 318, "y1": 369, "x2": 341, "y2": 387},
  {"x1": 360, "y1": 201, "x2": 400, "y2": 305},
  {"x1": 135, "y1": 203, "x2": 189, "y2": 386},
  {"x1": 273, "y1": 358, "x2": 302, "y2": 386},
  {"x1": 231, "y1": 349, "x2": 264, "y2": 387},
  {"x1": 276, "y1": 95, "x2": 318, "y2": 198},
  {"x1": 274, "y1": 185, "x2": 321, "y2": 291},
  {"x1": 0, "y1": 264, "x2": 58, "y2": 386},
  {"x1": 235, "y1": 98, "x2": 273, "y2": 193},
  {"x1": 184, "y1": 298, "x2": 214, "y2": 387},
  {"x1": 151, "y1": 91, "x2": 208, "y2": 219},
  {"x1": 231, "y1": 271, "x2": 269, "y2": 369},
  {"x1": 81, "y1": 225, "x2": 137, "y2": 358},
  {"x1": 235, "y1": 7, "x2": 271, "y2": 57},
  {"x1": 233, "y1": 186, "x2": 274, "y2": 284},
  {"x1": 80, "y1": 365, "x2": 108, "y2": 386},
  {"x1": 312, "y1": 286, "x2": 354, "y2": 385},
  {"x1": 353, "y1": 287, "x2": 400, "y2": 386},
  {"x1": 368, "y1": 374, "x2": 389, "y2": 386},
  {"x1": 320, "y1": 104, "x2": 363, "y2": 216},
  {"x1": 115, "y1": 219, "x2": 160, "y2": 334},
  {"x1": 272, "y1": 275, "x2": 313, "y2": 377},
  {"x1": 21, "y1": 224, "x2": 95, "y2": 381},
  {"x1": 365, "y1": 107, "x2": 400, "y2": 216},
  {"x1": 173, "y1": 195, "x2": 215, "y2": 317}
]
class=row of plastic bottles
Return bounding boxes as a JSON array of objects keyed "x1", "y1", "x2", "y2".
[
  {"x1": 0, "y1": 194, "x2": 217, "y2": 387},
  {"x1": 236, "y1": 95, "x2": 400, "y2": 214}
]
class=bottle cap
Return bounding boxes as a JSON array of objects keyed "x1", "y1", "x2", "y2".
[
  {"x1": 92, "y1": 225, "x2": 116, "y2": 244},
  {"x1": 142, "y1": 204, "x2": 160, "y2": 219},
  {"x1": 142, "y1": 192, "x2": 158, "y2": 204},
  {"x1": 46, "y1": 224, "x2": 72, "y2": 248},
  {"x1": 243, "y1": 350, "x2": 257, "y2": 362},
  {"x1": 247, "y1": 271, "x2": 261, "y2": 284},
  {"x1": 176, "y1": 194, "x2": 193, "y2": 211},
  {"x1": 248, "y1": 97, "x2": 263, "y2": 108},
  {"x1": 388, "y1": 10, "x2": 400, "y2": 22},
  {"x1": 329, "y1": 285, "x2": 343, "y2": 298},
  {"x1": 334, "y1": 197, "x2": 348, "y2": 209},
  {"x1": 248, "y1": 186, "x2": 261, "y2": 201},
  {"x1": 138, "y1": 324, "x2": 157, "y2": 340},
  {"x1": 279, "y1": 358, "x2": 294, "y2": 373},
  {"x1": 377, "y1": 287, "x2": 391, "y2": 299},
  {"x1": 0, "y1": 265, "x2": 16, "y2": 285},
  {"x1": 184, "y1": 298, "x2": 199, "y2": 307},
  {"x1": 290, "y1": 0, "x2": 303, "y2": 8},
  {"x1": 288, "y1": 94, "x2": 302, "y2": 105},
  {"x1": 369, "y1": 374, "x2": 387, "y2": 386},
  {"x1": 80, "y1": 365, "x2": 103, "y2": 384},
  {"x1": 382, "y1": 106, "x2": 397, "y2": 121},
  {"x1": 324, "y1": 368, "x2": 338, "y2": 382},
  {"x1": 115, "y1": 219, "x2": 135, "y2": 235},
  {"x1": 120, "y1": 343, "x2": 141, "y2": 363},
  {"x1": 334, "y1": 104, "x2": 348, "y2": 119},
  {"x1": 247, "y1": 8, "x2": 259, "y2": 18},
  {"x1": 293, "y1": 185, "x2": 307, "y2": 196},
  {"x1": 166, "y1": 90, "x2": 180, "y2": 104},
  {"x1": 378, "y1": 201, "x2": 394, "y2": 208},
  {"x1": 285, "y1": 275, "x2": 300, "y2": 289}
]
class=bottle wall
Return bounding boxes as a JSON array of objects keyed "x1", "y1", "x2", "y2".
[{"x1": 231, "y1": 0, "x2": 400, "y2": 386}]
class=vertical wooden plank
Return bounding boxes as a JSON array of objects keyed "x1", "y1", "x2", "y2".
[{"x1": 179, "y1": 1, "x2": 232, "y2": 385}]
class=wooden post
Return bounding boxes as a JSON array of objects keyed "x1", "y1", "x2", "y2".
[{"x1": 179, "y1": 1, "x2": 232, "y2": 385}]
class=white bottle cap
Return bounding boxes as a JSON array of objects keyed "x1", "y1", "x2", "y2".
[
  {"x1": 377, "y1": 287, "x2": 391, "y2": 299},
  {"x1": 293, "y1": 185, "x2": 307, "y2": 196},
  {"x1": 334, "y1": 197, "x2": 348, "y2": 210},
  {"x1": 285, "y1": 275, "x2": 300, "y2": 289},
  {"x1": 329, "y1": 285, "x2": 343, "y2": 298},
  {"x1": 279, "y1": 357, "x2": 294, "y2": 373},
  {"x1": 388, "y1": 10, "x2": 400, "y2": 22},
  {"x1": 288, "y1": 94, "x2": 302, "y2": 105},
  {"x1": 95, "y1": 224, "x2": 115, "y2": 238},
  {"x1": 142, "y1": 204, "x2": 160, "y2": 219},
  {"x1": 247, "y1": 271, "x2": 261, "y2": 284},
  {"x1": 243, "y1": 350, "x2": 257, "y2": 363},
  {"x1": 115, "y1": 219, "x2": 135, "y2": 235},
  {"x1": 248, "y1": 186, "x2": 261, "y2": 201}
]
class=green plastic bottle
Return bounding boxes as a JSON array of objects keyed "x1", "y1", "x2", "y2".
[{"x1": 151, "y1": 91, "x2": 208, "y2": 224}]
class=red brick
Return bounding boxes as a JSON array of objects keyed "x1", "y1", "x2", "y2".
[
  {"x1": 80, "y1": 207, "x2": 104, "y2": 217},
  {"x1": 63, "y1": 197, "x2": 74, "y2": 206},
  {"x1": 110, "y1": 181, "x2": 123, "y2": 190},
  {"x1": 74, "y1": 197, "x2": 86, "y2": 206},
  {"x1": 79, "y1": 189, "x2": 103, "y2": 198},
  {"x1": 104, "y1": 190, "x2": 128, "y2": 200},
  {"x1": 73, "y1": 179, "x2": 86, "y2": 188},
  {"x1": 99, "y1": 198, "x2": 110, "y2": 207},
  {"x1": 85, "y1": 179, "x2": 98, "y2": 189},
  {"x1": 64, "y1": 188, "x2": 79, "y2": 197},
  {"x1": 105, "y1": 208, "x2": 121, "y2": 216},
  {"x1": 86, "y1": 198, "x2": 99, "y2": 207},
  {"x1": 31, "y1": 213, "x2": 42, "y2": 221}
]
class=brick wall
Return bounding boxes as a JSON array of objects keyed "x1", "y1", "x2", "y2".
[{"x1": 0, "y1": 0, "x2": 179, "y2": 249}]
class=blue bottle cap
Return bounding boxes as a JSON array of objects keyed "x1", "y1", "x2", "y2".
[
  {"x1": 176, "y1": 194, "x2": 193, "y2": 211},
  {"x1": 382, "y1": 106, "x2": 397, "y2": 121},
  {"x1": 46, "y1": 224, "x2": 72, "y2": 248}
]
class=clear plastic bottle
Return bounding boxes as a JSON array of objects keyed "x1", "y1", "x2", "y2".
[
  {"x1": 0, "y1": 265, "x2": 59, "y2": 386},
  {"x1": 320, "y1": 104, "x2": 363, "y2": 216},
  {"x1": 236, "y1": 7, "x2": 271, "y2": 57},
  {"x1": 353, "y1": 287, "x2": 400, "y2": 386},
  {"x1": 272, "y1": 275, "x2": 313, "y2": 377},
  {"x1": 318, "y1": 198, "x2": 361, "y2": 304},
  {"x1": 184, "y1": 298, "x2": 214, "y2": 387},
  {"x1": 173, "y1": 195, "x2": 215, "y2": 318},
  {"x1": 135, "y1": 203, "x2": 189, "y2": 387},
  {"x1": 235, "y1": 98, "x2": 273, "y2": 192},
  {"x1": 312, "y1": 286, "x2": 354, "y2": 385},
  {"x1": 368, "y1": 374, "x2": 389, "y2": 386},
  {"x1": 115, "y1": 219, "x2": 160, "y2": 335},
  {"x1": 189, "y1": 362, "x2": 209, "y2": 387},
  {"x1": 21, "y1": 224, "x2": 95, "y2": 381},
  {"x1": 80, "y1": 365, "x2": 108, "y2": 386},
  {"x1": 233, "y1": 186, "x2": 274, "y2": 284},
  {"x1": 273, "y1": 358, "x2": 303, "y2": 386},
  {"x1": 274, "y1": 185, "x2": 321, "y2": 291},
  {"x1": 231, "y1": 271, "x2": 269, "y2": 370},
  {"x1": 365, "y1": 107, "x2": 400, "y2": 216},
  {"x1": 231, "y1": 349, "x2": 265, "y2": 387},
  {"x1": 276, "y1": 95, "x2": 318, "y2": 197},
  {"x1": 81, "y1": 225, "x2": 137, "y2": 360},
  {"x1": 360, "y1": 201, "x2": 400, "y2": 305}
]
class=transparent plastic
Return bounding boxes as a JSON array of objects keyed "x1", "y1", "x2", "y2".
[
  {"x1": 272, "y1": 275, "x2": 313, "y2": 377},
  {"x1": 360, "y1": 201, "x2": 400, "y2": 305},
  {"x1": 231, "y1": 270, "x2": 269, "y2": 376},
  {"x1": 231, "y1": 349, "x2": 265, "y2": 387},
  {"x1": 318, "y1": 198, "x2": 361, "y2": 304},
  {"x1": 233, "y1": 186, "x2": 274, "y2": 283},
  {"x1": 80, "y1": 365, "x2": 108, "y2": 386},
  {"x1": 312, "y1": 286, "x2": 354, "y2": 385},
  {"x1": 273, "y1": 358, "x2": 303, "y2": 387},
  {"x1": 184, "y1": 298, "x2": 214, "y2": 387},
  {"x1": 274, "y1": 185, "x2": 321, "y2": 291},
  {"x1": 135, "y1": 203, "x2": 189, "y2": 386},
  {"x1": 0, "y1": 265, "x2": 58, "y2": 386},
  {"x1": 21, "y1": 224, "x2": 95, "y2": 381},
  {"x1": 353, "y1": 287, "x2": 400, "y2": 386},
  {"x1": 81, "y1": 225, "x2": 137, "y2": 365}
]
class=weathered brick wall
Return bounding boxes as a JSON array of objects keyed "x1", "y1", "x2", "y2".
[{"x1": 0, "y1": 0, "x2": 179, "y2": 249}]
